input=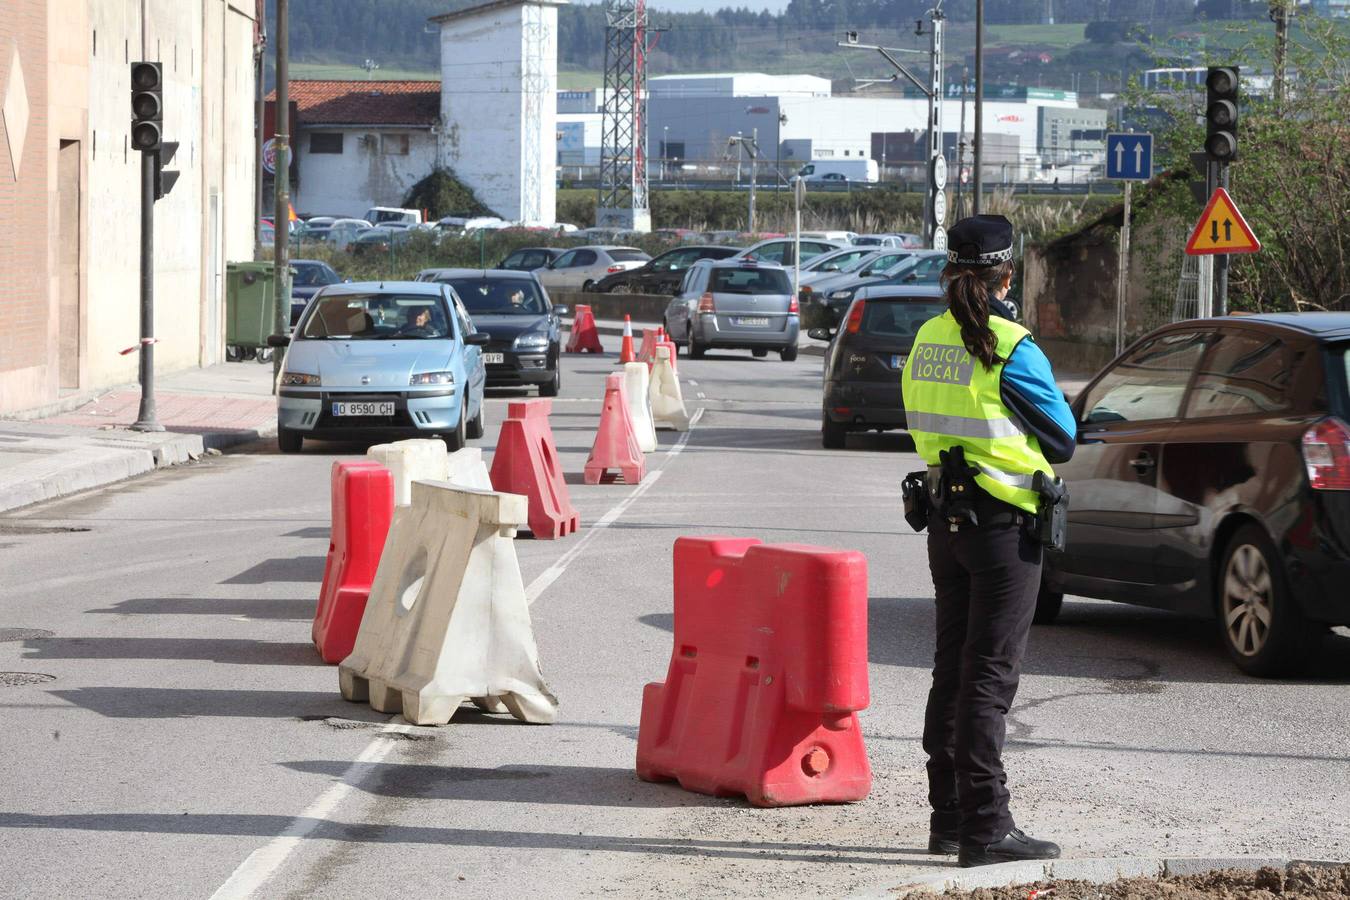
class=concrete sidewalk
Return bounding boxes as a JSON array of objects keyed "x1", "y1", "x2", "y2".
[{"x1": 0, "y1": 362, "x2": 276, "y2": 514}]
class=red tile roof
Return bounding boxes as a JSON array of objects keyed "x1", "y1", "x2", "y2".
[{"x1": 268, "y1": 80, "x2": 441, "y2": 127}]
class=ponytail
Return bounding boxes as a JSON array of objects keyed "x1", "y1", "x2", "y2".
[{"x1": 941, "y1": 260, "x2": 1014, "y2": 371}]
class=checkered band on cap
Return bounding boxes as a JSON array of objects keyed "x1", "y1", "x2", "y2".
[{"x1": 946, "y1": 246, "x2": 1014, "y2": 267}]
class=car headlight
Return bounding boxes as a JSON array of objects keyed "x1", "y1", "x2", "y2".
[
  {"x1": 829, "y1": 289, "x2": 853, "y2": 301},
  {"x1": 280, "y1": 372, "x2": 320, "y2": 386},
  {"x1": 409, "y1": 371, "x2": 455, "y2": 386},
  {"x1": 513, "y1": 332, "x2": 550, "y2": 350}
]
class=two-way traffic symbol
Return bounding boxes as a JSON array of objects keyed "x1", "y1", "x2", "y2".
[{"x1": 1185, "y1": 187, "x2": 1261, "y2": 256}]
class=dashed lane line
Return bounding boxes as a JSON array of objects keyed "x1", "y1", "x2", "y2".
[{"x1": 207, "y1": 405, "x2": 704, "y2": 900}]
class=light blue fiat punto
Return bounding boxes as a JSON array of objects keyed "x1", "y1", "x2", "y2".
[{"x1": 272, "y1": 281, "x2": 488, "y2": 453}]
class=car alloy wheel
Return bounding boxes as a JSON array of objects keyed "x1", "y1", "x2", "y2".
[
  {"x1": 1216, "y1": 523, "x2": 1311, "y2": 677},
  {"x1": 540, "y1": 350, "x2": 561, "y2": 397},
  {"x1": 609, "y1": 282, "x2": 632, "y2": 294},
  {"x1": 582, "y1": 280, "x2": 597, "y2": 292},
  {"x1": 1222, "y1": 542, "x2": 1274, "y2": 658},
  {"x1": 444, "y1": 405, "x2": 467, "y2": 452}
]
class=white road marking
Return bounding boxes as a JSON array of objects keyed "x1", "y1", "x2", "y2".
[
  {"x1": 207, "y1": 405, "x2": 705, "y2": 900},
  {"x1": 207, "y1": 723, "x2": 413, "y2": 900}
]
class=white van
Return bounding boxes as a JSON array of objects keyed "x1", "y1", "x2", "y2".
[
  {"x1": 792, "y1": 160, "x2": 880, "y2": 184},
  {"x1": 363, "y1": 206, "x2": 424, "y2": 226}
]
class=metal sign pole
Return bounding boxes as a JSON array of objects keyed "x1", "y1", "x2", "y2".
[
  {"x1": 793, "y1": 178, "x2": 803, "y2": 301},
  {"x1": 1216, "y1": 163, "x2": 1231, "y2": 315},
  {"x1": 1115, "y1": 180, "x2": 1131, "y2": 356},
  {"x1": 130, "y1": 149, "x2": 162, "y2": 432}
]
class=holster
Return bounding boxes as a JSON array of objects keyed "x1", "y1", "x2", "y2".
[
  {"x1": 901, "y1": 471, "x2": 931, "y2": 533},
  {"x1": 935, "y1": 447, "x2": 982, "y2": 531},
  {"x1": 1032, "y1": 470, "x2": 1069, "y2": 552}
]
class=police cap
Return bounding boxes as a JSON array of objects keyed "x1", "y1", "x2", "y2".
[{"x1": 946, "y1": 215, "x2": 1014, "y2": 267}]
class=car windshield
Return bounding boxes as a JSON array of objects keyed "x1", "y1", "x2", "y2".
[
  {"x1": 889, "y1": 255, "x2": 947, "y2": 282},
  {"x1": 292, "y1": 264, "x2": 339, "y2": 286},
  {"x1": 444, "y1": 278, "x2": 549, "y2": 315},
  {"x1": 859, "y1": 300, "x2": 945, "y2": 337},
  {"x1": 300, "y1": 294, "x2": 452, "y2": 340},
  {"x1": 607, "y1": 248, "x2": 650, "y2": 262},
  {"x1": 711, "y1": 267, "x2": 791, "y2": 294}
]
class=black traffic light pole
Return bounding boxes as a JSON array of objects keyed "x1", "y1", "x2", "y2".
[
  {"x1": 1204, "y1": 65, "x2": 1239, "y2": 318},
  {"x1": 128, "y1": 61, "x2": 179, "y2": 432}
]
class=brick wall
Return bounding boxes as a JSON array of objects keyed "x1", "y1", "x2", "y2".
[{"x1": 0, "y1": 0, "x2": 51, "y2": 400}]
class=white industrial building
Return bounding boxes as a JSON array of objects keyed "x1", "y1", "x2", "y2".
[
  {"x1": 647, "y1": 74, "x2": 1108, "y2": 182},
  {"x1": 432, "y1": 0, "x2": 562, "y2": 225}
]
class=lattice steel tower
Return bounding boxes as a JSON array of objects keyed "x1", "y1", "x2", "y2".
[{"x1": 596, "y1": 0, "x2": 651, "y2": 232}]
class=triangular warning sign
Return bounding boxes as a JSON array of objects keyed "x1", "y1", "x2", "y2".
[{"x1": 1185, "y1": 187, "x2": 1261, "y2": 256}]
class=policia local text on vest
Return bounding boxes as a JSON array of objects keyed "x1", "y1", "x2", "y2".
[{"x1": 899, "y1": 214, "x2": 1075, "y2": 868}]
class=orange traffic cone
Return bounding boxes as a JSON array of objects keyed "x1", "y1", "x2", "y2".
[{"x1": 618, "y1": 315, "x2": 637, "y2": 365}]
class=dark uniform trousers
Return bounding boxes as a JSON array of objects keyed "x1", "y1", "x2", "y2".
[{"x1": 922, "y1": 508, "x2": 1042, "y2": 844}]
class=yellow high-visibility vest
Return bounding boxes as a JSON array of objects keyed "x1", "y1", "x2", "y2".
[{"x1": 901, "y1": 311, "x2": 1052, "y2": 514}]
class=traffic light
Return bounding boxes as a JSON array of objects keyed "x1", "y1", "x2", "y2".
[
  {"x1": 130, "y1": 61, "x2": 163, "y2": 152},
  {"x1": 1204, "y1": 65, "x2": 1239, "y2": 164},
  {"x1": 155, "y1": 141, "x2": 179, "y2": 200}
]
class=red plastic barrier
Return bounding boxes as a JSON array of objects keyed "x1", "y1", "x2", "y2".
[
  {"x1": 637, "y1": 328, "x2": 658, "y2": 365},
  {"x1": 489, "y1": 399, "x2": 580, "y2": 539},
  {"x1": 313, "y1": 461, "x2": 395, "y2": 664},
  {"x1": 565, "y1": 304, "x2": 604, "y2": 354},
  {"x1": 584, "y1": 373, "x2": 646, "y2": 485},
  {"x1": 636, "y1": 537, "x2": 871, "y2": 806}
]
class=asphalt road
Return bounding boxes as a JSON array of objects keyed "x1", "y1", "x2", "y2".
[{"x1": 2, "y1": 349, "x2": 1349, "y2": 899}]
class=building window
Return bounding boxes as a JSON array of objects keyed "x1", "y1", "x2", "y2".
[
  {"x1": 309, "y1": 133, "x2": 343, "y2": 154},
  {"x1": 380, "y1": 134, "x2": 410, "y2": 156}
]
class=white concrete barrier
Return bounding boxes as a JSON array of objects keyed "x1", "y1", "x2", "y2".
[
  {"x1": 338, "y1": 480, "x2": 557, "y2": 725},
  {"x1": 622, "y1": 362, "x2": 658, "y2": 453},
  {"x1": 649, "y1": 345, "x2": 690, "y2": 432},
  {"x1": 368, "y1": 440, "x2": 492, "y2": 506}
]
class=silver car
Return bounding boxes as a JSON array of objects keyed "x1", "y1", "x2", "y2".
[
  {"x1": 272, "y1": 281, "x2": 489, "y2": 453},
  {"x1": 533, "y1": 245, "x2": 651, "y2": 293},
  {"x1": 663, "y1": 258, "x2": 800, "y2": 361}
]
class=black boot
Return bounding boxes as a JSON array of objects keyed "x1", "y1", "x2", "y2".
[
  {"x1": 927, "y1": 831, "x2": 959, "y2": 855},
  {"x1": 958, "y1": 828, "x2": 1061, "y2": 868}
]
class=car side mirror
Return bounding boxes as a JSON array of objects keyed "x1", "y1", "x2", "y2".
[
  {"x1": 806, "y1": 327, "x2": 833, "y2": 341},
  {"x1": 343, "y1": 277, "x2": 353, "y2": 283},
  {"x1": 859, "y1": 268, "x2": 874, "y2": 277},
  {"x1": 552, "y1": 304, "x2": 570, "y2": 316},
  {"x1": 266, "y1": 333, "x2": 291, "y2": 348},
  {"x1": 464, "y1": 332, "x2": 491, "y2": 346}
]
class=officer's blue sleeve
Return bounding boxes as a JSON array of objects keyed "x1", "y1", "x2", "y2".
[{"x1": 1001, "y1": 337, "x2": 1077, "y2": 464}]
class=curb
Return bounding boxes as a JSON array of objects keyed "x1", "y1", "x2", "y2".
[
  {"x1": 0, "y1": 421, "x2": 276, "y2": 516},
  {"x1": 853, "y1": 855, "x2": 1346, "y2": 898}
]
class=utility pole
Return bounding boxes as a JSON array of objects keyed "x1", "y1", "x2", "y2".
[
  {"x1": 727, "y1": 132, "x2": 759, "y2": 233},
  {"x1": 956, "y1": 69, "x2": 968, "y2": 221},
  {"x1": 836, "y1": 8, "x2": 946, "y2": 250},
  {"x1": 1270, "y1": 1, "x2": 1290, "y2": 116},
  {"x1": 254, "y1": 18, "x2": 267, "y2": 259},
  {"x1": 272, "y1": 0, "x2": 290, "y2": 384},
  {"x1": 974, "y1": 0, "x2": 984, "y2": 214}
]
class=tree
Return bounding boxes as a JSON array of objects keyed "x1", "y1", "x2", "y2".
[{"x1": 1132, "y1": 16, "x2": 1350, "y2": 311}]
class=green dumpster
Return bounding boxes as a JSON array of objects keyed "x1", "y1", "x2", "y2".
[{"x1": 226, "y1": 261, "x2": 278, "y2": 348}]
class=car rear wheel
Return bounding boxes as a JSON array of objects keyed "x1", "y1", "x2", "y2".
[
  {"x1": 608, "y1": 282, "x2": 632, "y2": 294},
  {"x1": 443, "y1": 406, "x2": 467, "y2": 452},
  {"x1": 540, "y1": 353, "x2": 561, "y2": 397},
  {"x1": 1033, "y1": 584, "x2": 1064, "y2": 625},
  {"x1": 821, "y1": 409, "x2": 847, "y2": 449},
  {"x1": 277, "y1": 426, "x2": 303, "y2": 454},
  {"x1": 582, "y1": 279, "x2": 597, "y2": 293},
  {"x1": 689, "y1": 330, "x2": 706, "y2": 359},
  {"x1": 780, "y1": 344, "x2": 799, "y2": 362},
  {"x1": 752, "y1": 348, "x2": 768, "y2": 358},
  {"x1": 1217, "y1": 523, "x2": 1311, "y2": 677}
]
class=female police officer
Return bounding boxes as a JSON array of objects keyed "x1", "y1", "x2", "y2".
[{"x1": 900, "y1": 215, "x2": 1076, "y2": 868}]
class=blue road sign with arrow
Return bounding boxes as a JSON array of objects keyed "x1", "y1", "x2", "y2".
[{"x1": 1105, "y1": 133, "x2": 1153, "y2": 181}]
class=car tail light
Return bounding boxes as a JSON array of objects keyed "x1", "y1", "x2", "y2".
[
  {"x1": 845, "y1": 300, "x2": 866, "y2": 334},
  {"x1": 788, "y1": 295, "x2": 800, "y2": 314},
  {"x1": 1302, "y1": 416, "x2": 1350, "y2": 490},
  {"x1": 698, "y1": 292, "x2": 715, "y2": 313},
  {"x1": 607, "y1": 265, "x2": 623, "y2": 273}
]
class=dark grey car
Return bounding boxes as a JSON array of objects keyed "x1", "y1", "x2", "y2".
[{"x1": 663, "y1": 259, "x2": 800, "y2": 361}]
